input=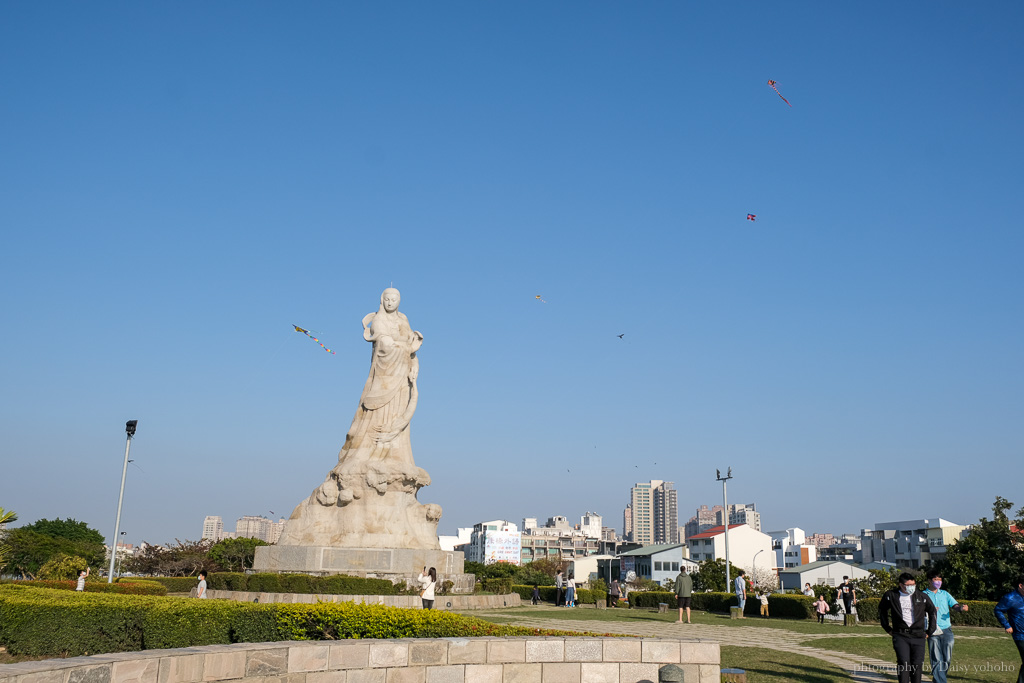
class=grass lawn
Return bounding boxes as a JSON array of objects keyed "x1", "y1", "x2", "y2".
[
  {"x1": 721, "y1": 646, "x2": 851, "y2": 683},
  {"x1": 811, "y1": 635, "x2": 1020, "y2": 682}
]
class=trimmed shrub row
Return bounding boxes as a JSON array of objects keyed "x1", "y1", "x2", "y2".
[
  {"x1": 510, "y1": 585, "x2": 605, "y2": 605},
  {"x1": 0, "y1": 579, "x2": 167, "y2": 596},
  {"x1": 147, "y1": 573, "x2": 400, "y2": 596},
  {"x1": 615, "y1": 590, "x2": 1007, "y2": 627},
  {"x1": 0, "y1": 585, "x2": 597, "y2": 657}
]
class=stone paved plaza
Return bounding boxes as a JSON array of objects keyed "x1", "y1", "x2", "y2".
[{"x1": 462, "y1": 607, "x2": 999, "y2": 682}]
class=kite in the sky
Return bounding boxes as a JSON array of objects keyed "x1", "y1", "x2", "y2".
[
  {"x1": 767, "y1": 80, "x2": 791, "y2": 107},
  {"x1": 293, "y1": 325, "x2": 335, "y2": 354},
  {"x1": 747, "y1": 214, "x2": 757, "y2": 221},
  {"x1": 535, "y1": 295, "x2": 547, "y2": 303}
]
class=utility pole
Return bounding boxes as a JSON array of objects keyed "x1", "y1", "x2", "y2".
[
  {"x1": 108, "y1": 420, "x2": 137, "y2": 583},
  {"x1": 716, "y1": 467, "x2": 733, "y2": 593}
]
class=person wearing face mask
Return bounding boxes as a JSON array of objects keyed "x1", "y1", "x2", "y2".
[
  {"x1": 923, "y1": 570, "x2": 968, "y2": 683},
  {"x1": 879, "y1": 573, "x2": 937, "y2": 683},
  {"x1": 994, "y1": 575, "x2": 1024, "y2": 683}
]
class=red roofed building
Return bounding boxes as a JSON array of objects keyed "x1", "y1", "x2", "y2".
[{"x1": 686, "y1": 523, "x2": 773, "y2": 575}]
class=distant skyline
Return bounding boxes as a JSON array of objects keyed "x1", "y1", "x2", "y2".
[{"x1": 2, "y1": 2, "x2": 1022, "y2": 548}]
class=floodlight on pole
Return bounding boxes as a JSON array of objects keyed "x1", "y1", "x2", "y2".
[
  {"x1": 107, "y1": 420, "x2": 137, "y2": 583},
  {"x1": 716, "y1": 467, "x2": 734, "y2": 593}
]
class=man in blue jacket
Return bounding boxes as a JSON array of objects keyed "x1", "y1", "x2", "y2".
[
  {"x1": 879, "y1": 573, "x2": 937, "y2": 683},
  {"x1": 994, "y1": 574, "x2": 1024, "y2": 683},
  {"x1": 923, "y1": 570, "x2": 968, "y2": 683}
]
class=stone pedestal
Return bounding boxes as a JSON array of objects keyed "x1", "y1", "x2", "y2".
[{"x1": 253, "y1": 545, "x2": 474, "y2": 593}]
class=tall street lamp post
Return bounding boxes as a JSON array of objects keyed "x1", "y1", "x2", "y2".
[
  {"x1": 716, "y1": 467, "x2": 733, "y2": 593},
  {"x1": 107, "y1": 420, "x2": 137, "y2": 583}
]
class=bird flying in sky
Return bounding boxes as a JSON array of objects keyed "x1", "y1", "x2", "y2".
[{"x1": 747, "y1": 214, "x2": 757, "y2": 221}]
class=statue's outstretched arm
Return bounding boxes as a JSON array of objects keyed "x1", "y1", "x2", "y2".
[{"x1": 362, "y1": 313, "x2": 376, "y2": 341}]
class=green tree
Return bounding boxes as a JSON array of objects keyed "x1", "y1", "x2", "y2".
[
  {"x1": 693, "y1": 558, "x2": 747, "y2": 592},
  {"x1": 4, "y1": 519, "x2": 106, "y2": 579},
  {"x1": 929, "y1": 496, "x2": 1024, "y2": 601},
  {"x1": 206, "y1": 537, "x2": 269, "y2": 572},
  {"x1": 20, "y1": 518, "x2": 105, "y2": 546},
  {"x1": 0, "y1": 507, "x2": 18, "y2": 573},
  {"x1": 852, "y1": 567, "x2": 900, "y2": 598},
  {"x1": 37, "y1": 553, "x2": 89, "y2": 580},
  {"x1": 122, "y1": 539, "x2": 215, "y2": 577}
]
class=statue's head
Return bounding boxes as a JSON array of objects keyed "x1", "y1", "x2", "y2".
[{"x1": 381, "y1": 288, "x2": 400, "y2": 313}]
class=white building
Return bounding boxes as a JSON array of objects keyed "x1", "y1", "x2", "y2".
[
  {"x1": 439, "y1": 528, "x2": 473, "y2": 552},
  {"x1": 778, "y1": 560, "x2": 871, "y2": 591},
  {"x1": 459, "y1": 520, "x2": 521, "y2": 565},
  {"x1": 618, "y1": 544, "x2": 699, "y2": 587},
  {"x1": 202, "y1": 516, "x2": 224, "y2": 541},
  {"x1": 768, "y1": 527, "x2": 817, "y2": 569},
  {"x1": 686, "y1": 523, "x2": 773, "y2": 574},
  {"x1": 859, "y1": 518, "x2": 967, "y2": 569},
  {"x1": 233, "y1": 515, "x2": 285, "y2": 543}
]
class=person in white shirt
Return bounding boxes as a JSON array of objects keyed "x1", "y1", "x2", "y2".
[
  {"x1": 196, "y1": 570, "x2": 208, "y2": 599},
  {"x1": 75, "y1": 567, "x2": 89, "y2": 591},
  {"x1": 802, "y1": 583, "x2": 815, "y2": 597},
  {"x1": 419, "y1": 567, "x2": 437, "y2": 609},
  {"x1": 566, "y1": 577, "x2": 576, "y2": 607}
]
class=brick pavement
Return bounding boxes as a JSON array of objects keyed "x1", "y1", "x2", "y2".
[{"x1": 472, "y1": 609, "x2": 898, "y2": 682}]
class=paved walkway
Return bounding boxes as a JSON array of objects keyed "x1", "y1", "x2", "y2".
[{"x1": 473, "y1": 608, "x2": 899, "y2": 682}]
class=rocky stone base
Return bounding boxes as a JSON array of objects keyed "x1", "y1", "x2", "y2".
[{"x1": 252, "y1": 546, "x2": 474, "y2": 593}]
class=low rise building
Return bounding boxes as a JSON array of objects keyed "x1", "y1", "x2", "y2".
[
  {"x1": 618, "y1": 544, "x2": 698, "y2": 587},
  {"x1": 778, "y1": 560, "x2": 871, "y2": 591},
  {"x1": 859, "y1": 518, "x2": 965, "y2": 569},
  {"x1": 459, "y1": 520, "x2": 521, "y2": 565},
  {"x1": 686, "y1": 523, "x2": 773, "y2": 573}
]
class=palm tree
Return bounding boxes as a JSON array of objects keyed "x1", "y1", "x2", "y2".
[{"x1": 0, "y1": 507, "x2": 18, "y2": 573}]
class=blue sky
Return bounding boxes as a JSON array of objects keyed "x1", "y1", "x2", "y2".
[{"x1": 2, "y1": 2, "x2": 1022, "y2": 548}]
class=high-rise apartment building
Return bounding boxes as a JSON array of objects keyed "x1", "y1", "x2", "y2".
[
  {"x1": 202, "y1": 516, "x2": 224, "y2": 541},
  {"x1": 684, "y1": 503, "x2": 760, "y2": 539},
  {"x1": 624, "y1": 480, "x2": 678, "y2": 545}
]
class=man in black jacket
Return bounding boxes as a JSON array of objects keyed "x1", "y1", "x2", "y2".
[{"x1": 879, "y1": 573, "x2": 937, "y2": 683}]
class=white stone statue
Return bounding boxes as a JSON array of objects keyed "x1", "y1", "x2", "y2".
[{"x1": 277, "y1": 288, "x2": 442, "y2": 550}]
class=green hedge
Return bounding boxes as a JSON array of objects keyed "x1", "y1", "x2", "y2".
[
  {"x1": 0, "y1": 585, "x2": 600, "y2": 657},
  {"x1": 146, "y1": 577, "x2": 197, "y2": 593},
  {"x1": 848, "y1": 598, "x2": 1002, "y2": 627},
  {"x1": 0, "y1": 579, "x2": 167, "y2": 596},
  {"x1": 147, "y1": 573, "x2": 399, "y2": 596},
  {"x1": 510, "y1": 585, "x2": 603, "y2": 604}
]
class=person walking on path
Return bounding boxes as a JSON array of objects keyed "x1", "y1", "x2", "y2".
[
  {"x1": 75, "y1": 567, "x2": 89, "y2": 591},
  {"x1": 734, "y1": 570, "x2": 747, "y2": 618},
  {"x1": 674, "y1": 566, "x2": 693, "y2": 623},
  {"x1": 994, "y1": 574, "x2": 1024, "y2": 683},
  {"x1": 838, "y1": 576, "x2": 857, "y2": 623},
  {"x1": 757, "y1": 589, "x2": 770, "y2": 618},
  {"x1": 609, "y1": 579, "x2": 621, "y2": 607},
  {"x1": 879, "y1": 572, "x2": 937, "y2": 683},
  {"x1": 555, "y1": 570, "x2": 565, "y2": 607},
  {"x1": 813, "y1": 594, "x2": 830, "y2": 623},
  {"x1": 196, "y1": 570, "x2": 208, "y2": 599},
  {"x1": 418, "y1": 567, "x2": 437, "y2": 610},
  {"x1": 531, "y1": 585, "x2": 540, "y2": 605},
  {"x1": 923, "y1": 569, "x2": 968, "y2": 683}
]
